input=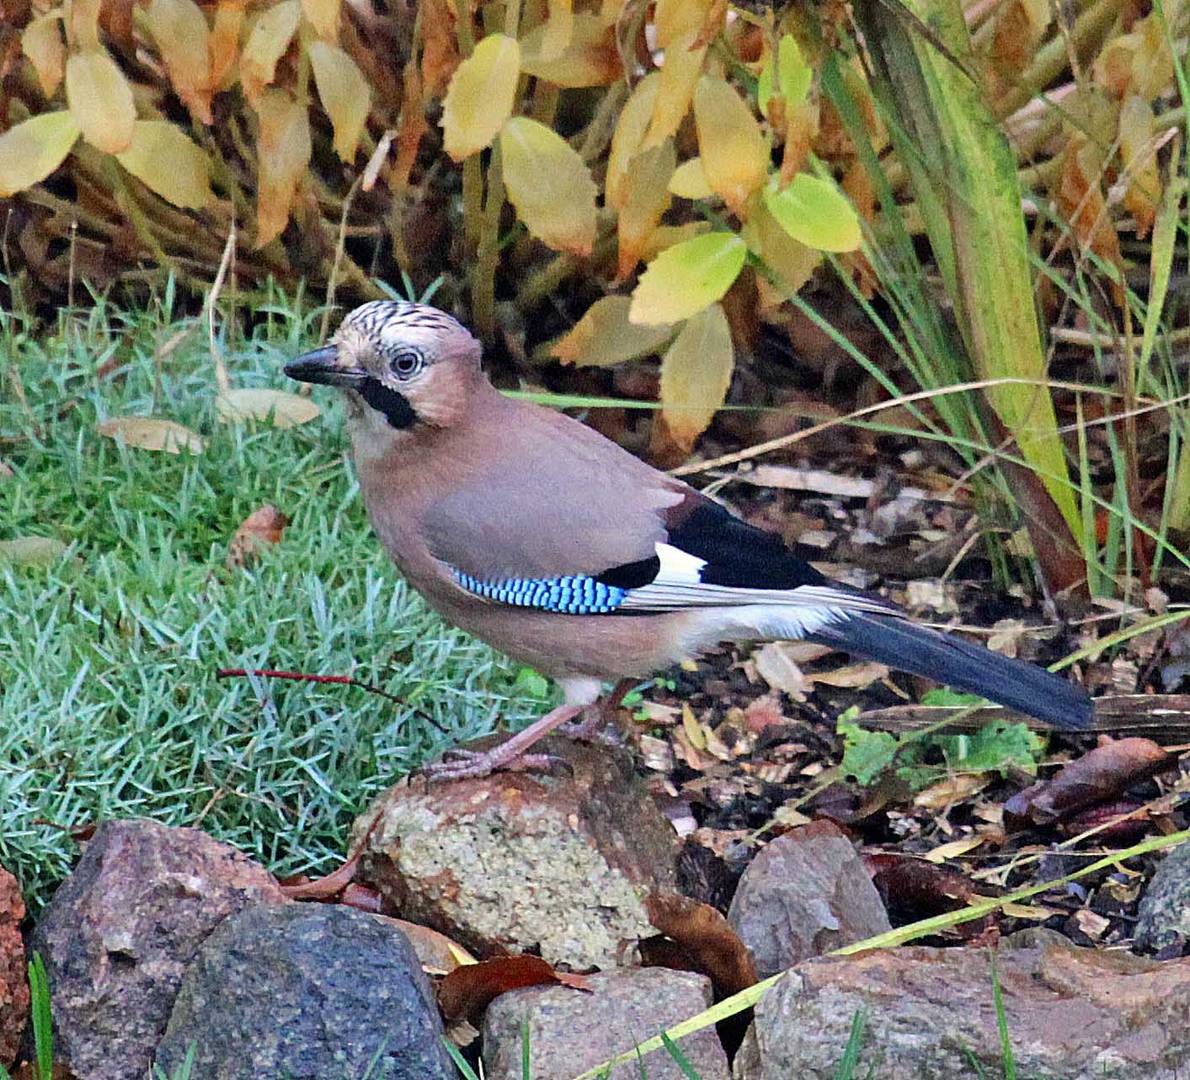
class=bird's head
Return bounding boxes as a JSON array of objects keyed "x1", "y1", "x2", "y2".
[{"x1": 284, "y1": 300, "x2": 484, "y2": 433}]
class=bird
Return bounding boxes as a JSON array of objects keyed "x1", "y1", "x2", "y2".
[{"x1": 285, "y1": 300, "x2": 1093, "y2": 779}]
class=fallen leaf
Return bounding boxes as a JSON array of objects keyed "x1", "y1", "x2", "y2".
[
  {"x1": 437, "y1": 956, "x2": 591, "y2": 1029},
  {"x1": 388, "y1": 918, "x2": 476, "y2": 975},
  {"x1": 914, "y1": 775, "x2": 988, "y2": 811},
  {"x1": 808, "y1": 660, "x2": 889, "y2": 688},
  {"x1": 871, "y1": 858, "x2": 975, "y2": 920},
  {"x1": 226, "y1": 504, "x2": 290, "y2": 568},
  {"x1": 753, "y1": 642, "x2": 808, "y2": 698},
  {"x1": 0, "y1": 537, "x2": 68, "y2": 566},
  {"x1": 1004, "y1": 737, "x2": 1173, "y2": 827},
  {"x1": 923, "y1": 836, "x2": 985, "y2": 863},
  {"x1": 97, "y1": 416, "x2": 206, "y2": 454},
  {"x1": 216, "y1": 387, "x2": 320, "y2": 427},
  {"x1": 644, "y1": 891, "x2": 757, "y2": 996}
]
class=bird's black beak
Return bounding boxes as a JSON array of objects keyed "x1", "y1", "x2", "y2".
[{"x1": 284, "y1": 346, "x2": 363, "y2": 387}]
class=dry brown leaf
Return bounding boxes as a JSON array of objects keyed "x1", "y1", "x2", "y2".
[
  {"x1": 388, "y1": 918, "x2": 476, "y2": 975},
  {"x1": 753, "y1": 642, "x2": 808, "y2": 698},
  {"x1": 644, "y1": 891, "x2": 757, "y2": 996},
  {"x1": 226, "y1": 504, "x2": 290, "y2": 568},
  {"x1": 914, "y1": 775, "x2": 988, "y2": 811},
  {"x1": 437, "y1": 956, "x2": 591, "y2": 1029},
  {"x1": 216, "y1": 387, "x2": 321, "y2": 427},
  {"x1": 808, "y1": 660, "x2": 889, "y2": 689},
  {"x1": 97, "y1": 416, "x2": 206, "y2": 454}
]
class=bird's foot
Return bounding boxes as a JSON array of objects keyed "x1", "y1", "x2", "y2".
[
  {"x1": 558, "y1": 704, "x2": 625, "y2": 747},
  {"x1": 422, "y1": 747, "x2": 562, "y2": 783},
  {"x1": 419, "y1": 702, "x2": 583, "y2": 783}
]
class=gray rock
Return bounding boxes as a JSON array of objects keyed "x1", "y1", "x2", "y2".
[
  {"x1": 735, "y1": 942, "x2": 1190, "y2": 1079},
  {"x1": 727, "y1": 820, "x2": 890, "y2": 978},
  {"x1": 355, "y1": 737, "x2": 679, "y2": 970},
  {"x1": 1136, "y1": 840, "x2": 1190, "y2": 952},
  {"x1": 483, "y1": 968, "x2": 730, "y2": 1080},
  {"x1": 30, "y1": 819, "x2": 285, "y2": 1080},
  {"x1": 155, "y1": 903, "x2": 455, "y2": 1080}
]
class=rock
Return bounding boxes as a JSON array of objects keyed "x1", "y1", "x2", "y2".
[
  {"x1": 30, "y1": 819, "x2": 285, "y2": 1080},
  {"x1": 483, "y1": 968, "x2": 730, "y2": 1080},
  {"x1": 355, "y1": 737, "x2": 679, "y2": 970},
  {"x1": 726, "y1": 820, "x2": 890, "y2": 978},
  {"x1": 1136, "y1": 840, "x2": 1190, "y2": 952},
  {"x1": 0, "y1": 868, "x2": 27, "y2": 1067},
  {"x1": 154, "y1": 903, "x2": 455, "y2": 1080},
  {"x1": 735, "y1": 943, "x2": 1190, "y2": 1079}
]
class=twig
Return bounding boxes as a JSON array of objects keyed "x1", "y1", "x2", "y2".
[
  {"x1": 215, "y1": 667, "x2": 448, "y2": 731},
  {"x1": 207, "y1": 223, "x2": 237, "y2": 396}
]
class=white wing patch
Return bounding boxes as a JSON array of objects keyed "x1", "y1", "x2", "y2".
[{"x1": 655, "y1": 542, "x2": 707, "y2": 583}]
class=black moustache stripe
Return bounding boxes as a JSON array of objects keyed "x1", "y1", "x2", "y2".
[{"x1": 359, "y1": 378, "x2": 417, "y2": 430}]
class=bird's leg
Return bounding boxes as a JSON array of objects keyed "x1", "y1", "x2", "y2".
[
  {"x1": 558, "y1": 678, "x2": 636, "y2": 743},
  {"x1": 421, "y1": 702, "x2": 584, "y2": 782}
]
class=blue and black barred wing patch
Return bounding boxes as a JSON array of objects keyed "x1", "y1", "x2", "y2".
[{"x1": 451, "y1": 569, "x2": 629, "y2": 614}]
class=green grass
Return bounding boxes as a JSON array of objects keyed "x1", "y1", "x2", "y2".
[{"x1": 0, "y1": 292, "x2": 548, "y2": 906}]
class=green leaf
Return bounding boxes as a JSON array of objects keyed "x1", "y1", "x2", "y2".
[
  {"x1": 757, "y1": 34, "x2": 812, "y2": 114},
  {"x1": 838, "y1": 718, "x2": 898, "y2": 785},
  {"x1": 629, "y1": 232, "x2": 746, "y2": 325},
  {"x1": 763, "y1": 173, "x2": 861, "y2": 253}
]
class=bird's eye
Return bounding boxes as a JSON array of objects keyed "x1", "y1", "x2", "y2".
[{"x1": 391, "y1": 351, "x2": 424, "y2": 379}]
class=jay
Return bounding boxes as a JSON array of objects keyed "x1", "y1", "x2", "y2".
[{"x1": 286, "y1": 300, "x2": 1092, "y2": 779}]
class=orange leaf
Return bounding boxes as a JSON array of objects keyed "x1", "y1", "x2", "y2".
[
  {"x1": 226, "y1": 504, "x2": 290, "y2": 568},
  {"x1": 147, "y1": 0, "x2": 213, "y2": 123},
  {"x1": 693, "y1": 72, "x2": 768, "y2": 216},
  {"x1": 419, "y1": 0, "x2": 458, "y2": 96},
  {"x1": 22, "y1": 13, "x2": 65, "y2": 98},
  {"x1": 209, "y1": 1, "x2": 245, "y2": 90},
  {"x1": 644, "y1": 30, "x2": 706, "y2": 149},
  {"x1": 1118, "y1": 94, "x2": 1160, "y2": 239},
  {"x1": 606, "y1": 72, "x2": 659, "y2": 209},
  {"x1": 241, "y1": 0, "x2": 301, "y2": 99},
  {"x1": 66, "y1": 50, "x2": 136, "y2": 154},
  {"x1": 392, "y1": 60, "x2": 428, "y2": 191},
  {"x1": 254, "y1": 88, "x2": 311, "y2": 247},
  {"x1": 309, "y1": 41, "x2": 369, "y2": 160},
  {"x1": 441, "y1": 33, "x2": 519, "y2": 161},
  {"x1": 0, "y1": 111, "x2": 80, "y2": 197},
  {"x1": 658, "y1": 302, "x2": 734, "y2": 449},
  {"x1": 644, "y1": 891, "x2": 757, "y2": 996},
  {"x1": 499, "y1": 116, "x2": 597, "y2": 254},
  {"x1": 617, "y1": 139, "x2": 675, "y2": 278},
  {"x1": 116, "y1": 120, "x2": 213, "y2": 208},
  {"x1": 437, "y1": 956, "x2": 591, "y2": 1028}
]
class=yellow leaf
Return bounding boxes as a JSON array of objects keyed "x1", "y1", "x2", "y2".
[
  {"x1": 499, "y1": 116, "x2": 597, "y2": 255},
  {"x1": 658, "y1": 303, "x2": 734, "y2": 449},
  {"x1": 308, "y1": 41, "x2": 369, "y2": 160},
  {"x1": 629, "y1": 231, "x2": 746, "y2": 325},
  {"x1": 757, "y1": 34, "x2": 812, "y2": 116},
  {"x1": 741, "y1": 194, "x2": 821, "y2": 308},
  {"x1": 22, "y1": 13, "x2": 66, "y2": 98},
  {"x1": 606, "y1": 72, "x2": 659, "y2": 209},
  {"x1": 693, "y1": 74, "x2": 768, "y2": 216},
  {"x1": 65, "y1": 0, "x2": 101, "y2": 51},
  {"x1": 241, "y1": 0, "x2": 301, "y2": 98},
  {"x1": 254, "y1": 88, "x2": 311, "y2": 247},
  {"x1": 644, "y1": 31, "x2": 706, "y2": 149},
  {"x1": 539, "y1": 0, "x2": 573, "y2": 62},
  {"x1": 97, "y1": 416, "x2": 206, "y2": 454},
  {"x1": 653, "y1": 0, "x2": 710, "y2": 49},
  {"x1": 1118, "y1": 94, "x2": 1160, "y2": 239},
  {"x1": 216, "y1": 388, "x2": 321, "y2": 427},
  {"x1": 0, "y1": 111, "x2": 80, "y2": 196},
  {"x1": 669, "y1": 157, "x2": 713, "y2": 200},
  {"x1": 519, "y1": 16, "x2": 620, "y2": 88},
  {"x1": 116, "y1": 120, "x2": 213, "y2": 209},
  {"x1": 551, "y1": 296, "x2": 674, "y2": 366},
  {"x1": 441, "y1": 33, "x2": 520, "y2": 161},
  {"x1": 147, "y1": 0, "x2": 212, "y2": 122},
  {"x1": 301, "y1": 0, "x2": 340, "y2": 39},
  {"x1": 762, "y1": 173, "x2": 861, "y2": 252},
  {"x1": 66, "y1": 50, "x2": 136, "y2": 154},
  {"x1": 618, "y1": 140, "x2": 675, "y2": 278},
  {"x1": 923, "y1": 836, "x2": 985, "y2": 862}
]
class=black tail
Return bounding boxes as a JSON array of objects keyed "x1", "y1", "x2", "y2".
[{"x1": 811, "y1": 612, "x2": 1092, "y2": 730}]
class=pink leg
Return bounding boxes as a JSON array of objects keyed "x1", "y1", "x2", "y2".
[
  {"x1": 558, "y1": 678, "x2": 635, "y2": 742},
  {"x1": 421, "y1": 702, "x2": 584, "y2": 782}
]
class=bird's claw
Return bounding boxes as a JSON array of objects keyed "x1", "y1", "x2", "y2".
[{"x1": 421, "y1": 747, "x2": 567, "y2": 783}]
